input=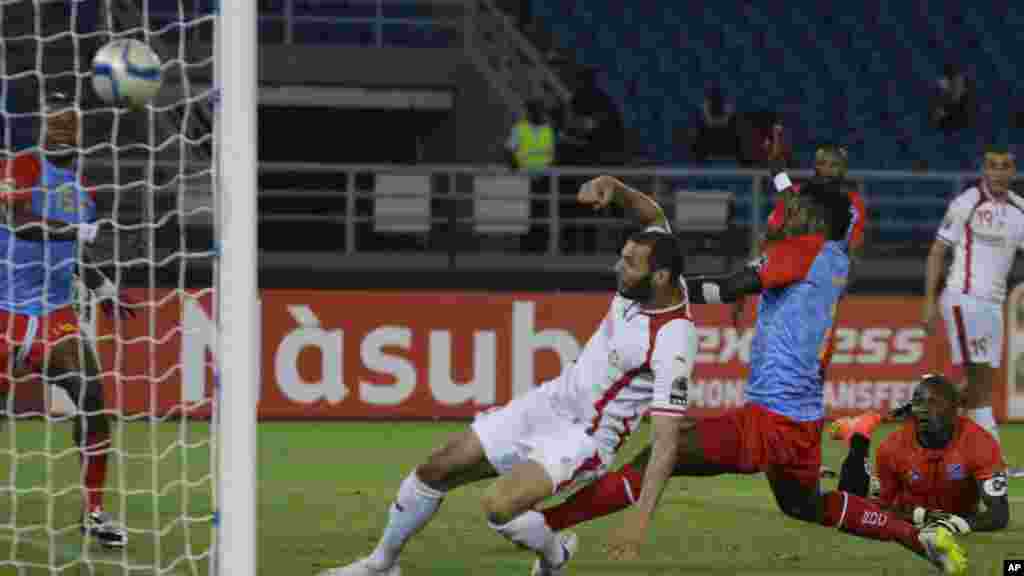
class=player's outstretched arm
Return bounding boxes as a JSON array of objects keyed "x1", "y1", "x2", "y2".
[
  {"x1": 684, "y1": 265, "x2": 762, "y2": 304},
  {"x1": 79, "y1": 245, "x2": 137, "y2": 320},
  {"x1": 634, "y1": 414, "x2": 681, "y2": 514},
  {"x1": 606, "y1": 413, "x2": 682, "y2": 561},
  {"x1": 577, "y1": 175, "x2": 668, "y2": 229},
  {"x1": 3, "y1": 201, "x2": 98, "y2": 244},
  {"x1": 968, "y1": 473, "x2": 1009, "y2": 531},
  {"x1": 922, "y1": 239, "x2": 949, "y2": 332},
  {"x1": 79, "y1": 245, "x2": 112, "y2": 291}
]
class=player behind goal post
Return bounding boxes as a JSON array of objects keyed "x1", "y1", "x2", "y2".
[{"x1": 0, "y1": 91, "x2": 139, "y2": 548}]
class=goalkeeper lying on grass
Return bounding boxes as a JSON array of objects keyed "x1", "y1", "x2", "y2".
[{"x1": 831, "y1": 373, "x2": 1009, "y2": 535}]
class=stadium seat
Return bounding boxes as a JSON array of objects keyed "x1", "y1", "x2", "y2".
[
  {"x1": 674, "y1": 190, "x2": 733, "y2": 232},
  {"x1": 473, "y1": 175, "x2": 531, "y2": 235},
  {"x1": 373, "y1": 174, "x2": 431, "y2": 234}
]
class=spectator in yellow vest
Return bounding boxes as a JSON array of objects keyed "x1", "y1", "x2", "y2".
[{"x1": 506, "y1": 100, "x2": 556, "y2": 171}]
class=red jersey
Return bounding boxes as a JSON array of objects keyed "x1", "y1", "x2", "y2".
[
  {"x1": 874, "y1": 417, "x2": 1003, "y2": 516},
  {"x1": 766, "y1": 184, "x2": 866, "y2": 251},
  {"x1": 764, "y1": 182, "x2": 865, "y2": 375}
]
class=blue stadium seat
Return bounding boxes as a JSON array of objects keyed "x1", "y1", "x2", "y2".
[{"x1": 530, "y1": 2, "x2": 1023, "y2": 241}]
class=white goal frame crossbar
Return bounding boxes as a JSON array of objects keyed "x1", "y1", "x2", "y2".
[{"x1": 215, "y1": 1, "x2": 258, "y2": 575}]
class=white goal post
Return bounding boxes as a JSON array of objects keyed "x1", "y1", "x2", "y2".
[
  {"x1": 0, "y1": 0, "x2": 256, "y2": 574},
  {"x1": 215, "y1": 1, "x2": 257, "y2": 575}
]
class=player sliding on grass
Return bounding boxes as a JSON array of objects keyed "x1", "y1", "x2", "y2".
[
  {"x1": 535, "y1": 168, "x2": 970, "y2": 575},
  {"x1": 830, "y1": 373, "x2": 1008, "y2": 534},
  {"x1": 319, "y1": 177, "x2": 697, "y2": 576}
]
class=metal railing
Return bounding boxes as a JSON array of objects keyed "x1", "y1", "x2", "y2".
[
  {"x1": 150, "y1": 0, "x2": 461, "y2": 48},
  {"x1": 254, "y1": 163, "x2": 998, "y2": 260}
]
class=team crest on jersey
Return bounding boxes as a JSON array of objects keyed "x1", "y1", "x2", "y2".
[
  {"x1": 946, "y1": 463, "x2": 965, "y2": 480},
  {"x1": 53, "y1": 183, "x2": 81, "y2": 214},
  {"x1": 907, "y1": 469, "x2": 921, "y2": 483}
]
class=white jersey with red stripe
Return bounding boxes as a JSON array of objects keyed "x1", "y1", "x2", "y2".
[
  {"x1": 542, "y1": 290, "x2": 697, "y2": 455},
  {"x1": 937, "y1": 183, "x2": 1024, "y2": 303}
]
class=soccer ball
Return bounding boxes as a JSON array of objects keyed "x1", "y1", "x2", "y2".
[{"x1": 91, "y1": 39, "x2": 163, "y2": 109}]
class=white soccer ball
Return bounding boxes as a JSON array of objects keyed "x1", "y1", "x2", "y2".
[{"x1": 91, "y1": 39, "x2": 163, "y2": 109}]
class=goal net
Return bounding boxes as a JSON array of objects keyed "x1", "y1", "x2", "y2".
[{"x1": 0, "y1": 1, "x2": 255, "y2": 574}]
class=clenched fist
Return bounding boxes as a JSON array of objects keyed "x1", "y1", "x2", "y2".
[{"x1": 577, "y1": 175, "x2": 622, "y2": 211}]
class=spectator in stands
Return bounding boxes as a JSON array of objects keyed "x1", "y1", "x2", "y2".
[
  {"x1": 930, "y1": 63, "x2": 975, "y2": 134},
  {"x1": 690, "y1": 84, "x2": 737, "y2": 162},
  {"x1": 736, "y1": 110, "x2": 792, "y2": 168},
  {"x1": 563, "y1": 67, "x2": 626, "y2": 165},
  {"x1": 505, "y1": 99, "x2": 555, "y2": 172},
  {"x1": 505, "y1": 100, "x2": 556, "y2": 252}
]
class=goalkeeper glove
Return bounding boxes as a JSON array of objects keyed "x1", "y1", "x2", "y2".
[{"x1": 913, "y1": 507, "x2": 971, "y2": 535}]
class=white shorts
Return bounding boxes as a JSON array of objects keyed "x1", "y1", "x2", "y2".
[
  {"x1": 470, "y1": 385, "x2": 612, "y2": 496},
  {"x1": 940, "y1": 289, "x2": 1004, "y2": 368}
]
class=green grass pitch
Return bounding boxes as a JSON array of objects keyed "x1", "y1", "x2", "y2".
[{"x1": 0, "y1": 421, "x2": 1020, "y2": 575}]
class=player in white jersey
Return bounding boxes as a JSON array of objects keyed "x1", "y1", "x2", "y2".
[
  {"x1": 923, "y1": 146, "x2": 1020, "y2": 444},
  {"x1": 319, "y1": 177, "x2": 697, "y2": 576}
]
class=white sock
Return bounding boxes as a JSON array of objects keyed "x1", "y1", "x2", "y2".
[
  {"x1": 967, "y1": 407, "x2": 1000, "y2": 443},
  {"x1": 368, "y1": 472, "x2": 444, "y2": 568},
  {"x1": 489, "y1": 511, "x2": 565, "y2": 567}
]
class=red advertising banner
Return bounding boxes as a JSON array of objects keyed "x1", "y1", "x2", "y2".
[{"x1": 83, "y1": 290, "x2": 1015, "y2": 422}]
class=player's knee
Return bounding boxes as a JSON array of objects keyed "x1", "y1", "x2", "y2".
[
  {"x1": 480, "y1": 487, "x2": 516, "y2": 526},
  {"x1": 416, "y1": 443, "x2": 460, "y2": 490}
]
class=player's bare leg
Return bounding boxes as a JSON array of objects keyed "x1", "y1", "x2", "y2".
[
  {"x1": 46, "y1": 336, "x2": 125, "y2": 549},
  {"x1": 539, "y1": 418, "x2": 730, "y2": 532},
  {"x1": 963, "y1": 362, "x2": 1000, "y2": 443},
  {"x1": 321, "y1": 429, "x2": 497, "y2": 576},
  {"x1": 766, "y1": 471, "x2": 967, "y2": 575},
  {"x1": 482, "y1": 461, "x2": 577, "y2": 576}
]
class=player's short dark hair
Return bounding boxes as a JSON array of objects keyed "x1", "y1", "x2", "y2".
[
  {"x1": 801, "y1": 178, "x2": 851, "y2": 241},
  {"x1": 917, "y1": 373, "x2": 961, "y2": 405},
  {"x1": 628, "y1": 230, "x2": 685, "y2": 279},
  {"x1": 983, "y1": 144, "x2": 1015, "y2": 160}
]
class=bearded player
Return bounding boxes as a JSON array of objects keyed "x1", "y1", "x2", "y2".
[
  {"x1": 319, "y1": 177, "x2": 697, "y2": 576},
  {"x1": 0, "y1": 92, "x2": 136, "y2": 547},
  {"x1": 534, "y1": 170, "x2": 968, "y2": 574},
  {"x1": 831, "y1": 373, "x2": 1008, "y2": 538}
]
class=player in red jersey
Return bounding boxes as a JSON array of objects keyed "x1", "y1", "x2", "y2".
[
  {"x1": 833, "y1": 374, "x2": 1008, "y2": 534},
  {"x1": 534, "y1": 174, "x2": 967, "y2": 574},
  {"x1": 734, "y1": 131, "x2": 867, "y2": 376},
  {"x1": 0, "y1": 92, "x2": 137, "y2": 547}
]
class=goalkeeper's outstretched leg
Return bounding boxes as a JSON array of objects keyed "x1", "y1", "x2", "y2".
[
  {"x1": 47, "y1": 335, "x2": 127, "y2": 549},
  {"x1": 537, "y1": 404, "x2": 968, "y2": 575}
]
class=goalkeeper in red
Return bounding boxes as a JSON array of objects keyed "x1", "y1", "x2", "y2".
[
  {"x1": 535, "y1": 171, "x2": 969, "y2": 574},
  {"x1": 0, "y1": 92, "x2": 135, "y2": 548},
  {"x1": 831, "y1": 373, "x2": 1008, "y2": 535}
]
